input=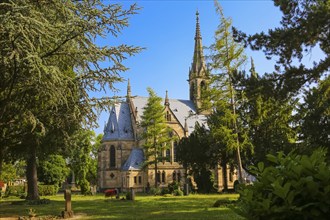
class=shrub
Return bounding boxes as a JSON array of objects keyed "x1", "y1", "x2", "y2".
[
  {"x1": 237, "y1": 148, "x2": 330, "y2": 220},
  {"x1": 173, "y1": 188, "x2": 183, "y2": 196},
  {"x1": 126, "y1": 191, "x2": 131, "y2": 200},
  {"x1": 38, "y1": 185, "x2": 58, "y2": 196},
  {"x1": 213, "y1": 199, "x2": 236, "y2": 207},
  {"x1": 167, "y1": 181, "x2": 180, "y2": 194},
  {"x1": 149, "y1": 187, "x2": 161, "y2": 196},
  {"x1": 5, "y1": 185, "x2": 25, "y2": 197},
  {"x1": 161, "y1": 187, "x2": 170, "y2": 195}
]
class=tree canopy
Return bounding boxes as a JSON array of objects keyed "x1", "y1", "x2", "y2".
[
  {"x1": 233, "y1": 0, "x2": 330, "y2": 94},
  {"x1": 0, "y1": 0, "x2": 141, "y2": 200}
]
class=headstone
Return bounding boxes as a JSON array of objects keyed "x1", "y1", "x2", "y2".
[
  {"x1": 184, "y1": 183, "x2": 189, "y2": 196},
  {"x1": 130, "y1": 187, "x2": 135, "y2": 201},
  {"x1": 62, "y1": 189, "x2": 74, "y2": 218}
]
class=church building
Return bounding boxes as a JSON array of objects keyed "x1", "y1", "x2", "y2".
[{"x1": 97, "y1": 12, "x2": 238, "y2": 192}]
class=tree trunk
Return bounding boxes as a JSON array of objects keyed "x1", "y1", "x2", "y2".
[
  {"x1": 154, "y1": 160, "x2": 158, "y2": 188},
  {"x1": 26, "y1": 145, "x2": 39, "y2": 200},
  {"x1": 221, "y1": 159, "x2": 228, "y2": 192}
]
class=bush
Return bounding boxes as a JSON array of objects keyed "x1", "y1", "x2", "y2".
[
  {"x1": 173, "y1": 188, "x2": 183, "y2": 196},
  {"x1": 167, "y1": 181, "x2": 180, "y2": 194},
  {"x1": 5, "y1": 185, "x2": 25, "y2": 197},
  {"x1": 149, "y1": 187, "x2": 161, "y2": 196},
  {"x1": 237, "y1": 148, "x2": 330, "y2": 220},
  {"x1": 161, "y1": 187, "x2": 170, "y2": 195},
  {"x1": 38, "y1": 185, "x2": 58, "y2": 196},
  {"x1": 126, "y1": 191, "x2": 131, "y2": 200},
  {"x1": 213, "y1": 199, "x2": 236, "y2": 207}
]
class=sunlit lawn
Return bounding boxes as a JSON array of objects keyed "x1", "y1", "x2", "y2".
[{"x1": 0, "y1": 193, "x2": 244, "y2": 219}]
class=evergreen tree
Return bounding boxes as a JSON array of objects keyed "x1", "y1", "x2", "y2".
[
  {"x1": 177, "y1": 123, "x2": 215, "y2": 193},
  {"x1": 233, "y1": 0, "x2": 330, "y2": 95},
  {"x1": 235, "y1": 59, "x2": 298, "y2": 167},
  {"x1": 141, "y1": 88, "x2": 173, "y2": 188},
  {"x1": 206, "y1": 0, "x2": 248, "y2": 183},
  {"x1": 0, "y1": 1, "x2": 141, "y2": 200},
  {"x1": 299, "y1": 76, "x2": 330, "y2": 156}
]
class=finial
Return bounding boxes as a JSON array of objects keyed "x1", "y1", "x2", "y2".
[
  {"x1": 164, "y1": 90, "x2": 169, "y2": 106},
  {"x1": 195, "y1": 10, "x2": 201, "y2": 40},
  {"x1": 127, "y1": 78, "x2": 131, "y2": 97}
]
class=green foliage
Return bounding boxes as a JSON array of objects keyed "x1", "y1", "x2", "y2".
[
  {"x1": 161, "y1": 188, "x2": 170, "y2": 195},
  {"x1": 5, "y1": 185, "x2": 25, "y2": 197},
  {"x1": 299, "y1": 76, "x2": 330, "y2": 155},
  {"x1": 233, "y1": 0, "x2": 330, "y2": 94},
  {"x1": 173, "y1": 188, "x2": 184, "y2": 196},
  {"x1": 38, "y1": 155, "x2": 69, "y2": 186},
  {"x1": 206, "y1": 1, "x2": 249, "y2": 183},
  {"x1": 79, "y1": 179, "x2": 90, "y2": 196},
  {"x1": 177, "y1": 123, "x2": 215, "y2": 193},
  {"x1": 233, "y1": 65, "x2": 298, "y2": 167},
  {"x1": 38, "y1": 185, "x2": 58, "y2": 196},
  {"x1": 0, "y1": 0, "x2": 141, "y2": 200},
  {"x1": 141, "y1": 88, "x2": 174, "y2": 187},
  {"x1": 69, "y1": 129, "x2": 97, "y2": 195},
  {"x1": 149, "y1": 187, "x2": 162, "y2": 196},
  {"x1": 237, "y1": 148, "x2": 330, "y2": 220},
  {"x1": 168, "y1": 181, "x2": 180, "y2": 194}
]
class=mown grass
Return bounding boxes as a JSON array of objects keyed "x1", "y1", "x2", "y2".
[{"x1": 0, "y1": 193, "x2": 244, "y2": 219}]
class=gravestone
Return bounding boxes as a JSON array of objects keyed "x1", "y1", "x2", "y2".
[
  {"x1": 130, "y1": 187, "x2": 135, "y2": 201},
  {"x1": 61, "y1": 189, "x2": 74, "y2": 218},
  {"x1": 184, "y1": 183, "x2": 189, "y2": 196}
]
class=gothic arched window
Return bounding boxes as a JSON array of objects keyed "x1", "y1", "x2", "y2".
[
  {"x1": 110, "y1": 145, "x2": 116, "y2": 168},
  {"x1": 166, "y1": 149, "x2": 171, "y2": 162}
]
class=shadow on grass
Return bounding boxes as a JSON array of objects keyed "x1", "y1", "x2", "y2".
[{"x1": 0, "y1": 195, "x2": 245, "y2": 220}]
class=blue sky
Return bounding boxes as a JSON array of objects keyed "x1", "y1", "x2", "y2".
[{"x1": 93, "y1": 0, "x2": 316, "y2": 135}]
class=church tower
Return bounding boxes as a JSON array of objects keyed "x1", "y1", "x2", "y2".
[{"x1": 189, "y1": 11, "x2": 208, "y2": 113}]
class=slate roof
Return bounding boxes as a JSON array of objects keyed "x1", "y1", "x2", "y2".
[
  {"x1": 103, "y1": 96, "x2": 208, "y2": 141},
  {"x1": 132, "y1": 96, "x2": 207, "y2": 135},
  {"x1": 122, "y1": 148, "x2": 144, "y2": 171},
  {"x1": 103, "y1": 103, "x2": 134, "y2": 141}
]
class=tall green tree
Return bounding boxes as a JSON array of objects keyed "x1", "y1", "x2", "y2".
[
  {"x1": 299, "y1": 76, "x2": 330, "y2": 155},
  {"x1": 206, "y1": 0, "x2": 248, "y2": 182},
  {"x1": 38, "y1": 155, "x2": 69, "y2": 187},
  {"x1": 234, "y1": 59, "x2": 298, "y2": 167},
  {"x1": 233, "y1": 0, "x2": 330, "y2": 95},
  {"x1": 0, "y1": 1, "x2": 141, "y2": 200},
  {"x1": 69, "y1": 130, "x2": 98, "y2": 195},
  {"x1": 141, "y1": 88, "x2": 173, "y2": 188},
  {"x1": 177, "y1": 123, "x2": 215, "y2": 193}
]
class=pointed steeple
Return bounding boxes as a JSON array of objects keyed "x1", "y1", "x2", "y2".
[
  {"x1": 191, "y1": 10, "x2": 206, "y2": 76},
  {"x1": 126, "y1": 78, "x2": 132, "y2": 102},
  {"x1": 127, "y1": 79, "x2": 131, "y2": 97},
  {"x1": 164, "y1": 90, "x2": 169, "y2": 106},
  {"x1": 188, "y1": 11, "x2": 208, "y2": 113}
]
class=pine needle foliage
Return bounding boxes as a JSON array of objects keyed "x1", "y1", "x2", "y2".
[{"x1": 141, "y1": 88, "x2": 173, "y2": 188}]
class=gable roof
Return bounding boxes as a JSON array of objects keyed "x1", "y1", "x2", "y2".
[
  {"x1": 103, "y1": 102, "x2": 134, "y2": 141},
  {"x1": 132, "y1": 96, "x2": 207, "y2": 135},
  {"x1": 122, "y1": 148, "x2": 144, "y2": 171}
]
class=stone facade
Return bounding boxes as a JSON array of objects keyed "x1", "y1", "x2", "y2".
[{"x1": 97, "y1": 11, "x2": 238, "y2": 192}]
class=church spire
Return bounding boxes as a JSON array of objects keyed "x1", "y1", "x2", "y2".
[
  {"x1": 164, "y1": 90, "x2": 169, "y2": 106},
  {"x1": 191, "y1": 10, "x2": 206, "y2": 75},
  {"x1": 189, "y1": 11, "x2": 208, "y2": 113},
  {"x1": 126, "y1": 79, "x2": 131, "y2": 101}
]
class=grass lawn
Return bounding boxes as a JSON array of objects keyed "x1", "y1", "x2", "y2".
[{"x1": 0, "y1": 193, "x2": 244, "y2": 219}]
